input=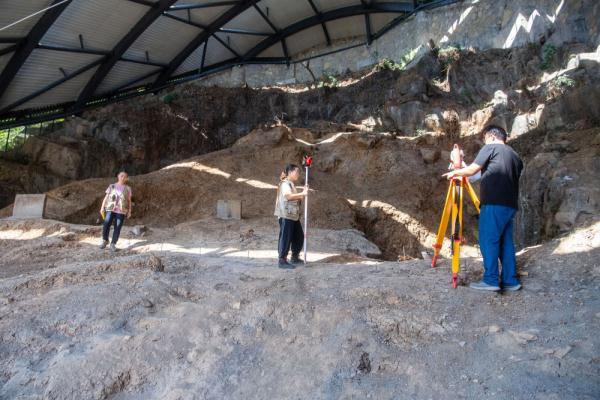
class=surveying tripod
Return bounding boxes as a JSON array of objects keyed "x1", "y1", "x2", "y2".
[{"x1": 431, "y1": 144, "x2": 481, "y2": 288}]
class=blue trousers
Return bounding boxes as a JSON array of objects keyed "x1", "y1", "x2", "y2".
[
  {"x1": 479, "y1": 205, "x2": 520, "y2": 287},
  {"x1": 278, "y1": 218, "x2": 304, "y2": 260},
  {"x1": 102, "y1": 211, "x2": 125, "y2": 244}
]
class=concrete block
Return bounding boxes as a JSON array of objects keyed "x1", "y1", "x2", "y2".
[
  {"x1": 217, "y1": 200, "x2": 241, "y2": 220},
  {"x1": 12, "y1": 194, "x2": 46, "y2": 218}
]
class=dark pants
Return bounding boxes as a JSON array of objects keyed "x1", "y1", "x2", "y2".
[
  {"x1": 278, "y1": 218, "x2": 304, "y2": 260},
  {"x1": 102, "y1": 211, "x2": 125, "y2": 244},
  {"x1": 479, "y1": 205, "x2": 520, "y2": 287}
]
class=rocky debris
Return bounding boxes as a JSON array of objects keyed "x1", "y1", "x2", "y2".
[
  {"x1": 513, "y1": 128, "x2": 600, "y2": 248},
  {"x1": 147, "y1": 255, "x2": 164, "y2": 272},
  {"x1": 357, "y1": 352, "x2": 372, "y2": 374}
]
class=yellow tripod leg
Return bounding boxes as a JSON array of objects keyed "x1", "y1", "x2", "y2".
[
  {"x1": 451, "y1": 179, "x2": 465, "y2": 288},
  {"x1": 450, "y1": 179, "x2": 461, "y2": 287},
  {"x1": 431, "y1": 180, "x2": 455, "y2": 268},
  {"x1": 465, "y1": 179, "x2": 481, "y2": 213}
]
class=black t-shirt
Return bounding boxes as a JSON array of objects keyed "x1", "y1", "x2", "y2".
[{"x1": 473, "y1": 143, "x2": 524, "y2": 210}]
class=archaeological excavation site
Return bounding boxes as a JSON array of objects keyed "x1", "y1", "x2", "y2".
[{"x1": 0, "y1": 0, "x2": 599, "y2": 399}]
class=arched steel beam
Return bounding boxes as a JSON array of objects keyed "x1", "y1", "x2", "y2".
[
  {"x1": 241, "y1": 2, "x2": 413, "y2": 61},
  {"x1": 252, "y1": 2, "x2": 289, "y2": 63},
  {"x1": 0, "y1": 0, "x2": 72, "y2": 100},
  {"x1": 151, "y1": 0, "x2": 260, "y2": 89},
  {"x1": 72, "y1": 0, "x2": 178, "y2": 111},
  {"x1": 306, "y1": 0, "x2": 331, "y2": 46}
]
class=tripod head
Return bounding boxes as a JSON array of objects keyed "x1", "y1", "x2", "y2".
[{"x1": 449, "y1": 144, "x2": 464, "y2": 170}]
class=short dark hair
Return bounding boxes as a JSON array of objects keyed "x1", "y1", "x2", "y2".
[
  {"x1": 484, "y1": 125, "x2": 507, "y2": 142},
  {"x1": 280, "y1": 163, "x2": 300, "y2": 181}
]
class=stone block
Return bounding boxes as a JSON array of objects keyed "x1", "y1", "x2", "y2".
[
  {"x1": 217, "y1": 200, "x2": 242, "y2": 220},
  {"x1": 12, "y1": 194, "x2": 46, "y2": 218}
]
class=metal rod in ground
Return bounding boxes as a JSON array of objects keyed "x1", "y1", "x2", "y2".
[{"x1": 303, "y1": 165, "x2": 309, "y2": 264}]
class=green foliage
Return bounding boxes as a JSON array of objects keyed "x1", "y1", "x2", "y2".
[
  {"x1": 379, "y1": 58, "x2": 404, "y2": 71},
  {"x1": 162, "y1": 93, "x2": 179, "y2": 104},
  {"x1": 0, "y1": 118, "x2": 64, "y2": 152},
  {"x1": 377, "y1": 47, "x2": 420, "y2": 72},
  {"x1": 553, "y1": 75, "x2": 575, "y2": 88},
  {"x1": 318, "y1": 73, "x2": 340, "y2": 89},
  {"x1": 0, "y1": 126, "x2": 26, "y2": 152},
  {"x1": 439, "y1": 44, "x2": 461, "y2": 73},
  {"x1": 416, "y1": 129, "x2": 427, "y2": 136},
  {"x1": 545, "y1": 74, "x2": 576, "y2": 100},
  {"x1": 540, "y1": 44, "x2": 557, "y2": 70}
]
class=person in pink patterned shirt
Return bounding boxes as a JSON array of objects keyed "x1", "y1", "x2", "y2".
[{"x1": 99, "y1": 171, "x2": 132, "y2": 252}]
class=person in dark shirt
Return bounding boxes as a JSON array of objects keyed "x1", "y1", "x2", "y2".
[{"x1": 443, "y1": 125, "x2": 524, "y2": 292}]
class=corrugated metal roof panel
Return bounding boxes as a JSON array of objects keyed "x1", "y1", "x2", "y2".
[
  {"x1": 169, "y1": 4, "x2": 232, "y2": 27},
  {"x1": 0, "y1": 49, "x2": 102, "y2": 109},
  {"x1": 0, "y1": 53, "x2": 13, "y2": 76},
  {"x1": 16, "y1": 66, "x2": 98, "y2": 110},
  {"x1": 203, "y1": 36, "x2": 232, "y2": 66},
  {"x1": 222, "y1": 7, "x2": 273, "y2": 35},
  {"x1": 124, "y1": 15, "x2": 201, "y2": 64},
  {"x1": 213, "y1": 31, "x2": 264, "y2": 57},
  {"x1": 255, "y1": 0, "x2": 314, "y2": 29},
  {"x1": 313, "y1": 0, "x2": 360, "y2": 14},
  {"x1": 258, "y1": 42, "x2": 285, "y2": 59},
  {"x1": 42, "y1": 0, "x2": 148, "y2": 51},
  {"x1": 174, "y1": 42, "x2": 206, "y2": 75},
  {"x1": 96, "y1": 61, "x2": 159, "y2": 95},
  {"x1": 0, "y1": 0, "x2": 50, "y2": 38}
]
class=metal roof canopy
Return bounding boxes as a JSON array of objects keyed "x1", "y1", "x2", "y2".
[{"x1": 0, "y1": 0, "x2": 460, "y2": 128}]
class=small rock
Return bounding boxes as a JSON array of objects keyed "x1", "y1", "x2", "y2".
[
  {"x1": 554, "y1": 345, "x2": 572, "y2": 359},
  {"x1": 132, "y1": 225, "x2": 147, "y2": 236},
  {"x1": 147, "y1": 255, "x2": 164, "y2": 272},
  {"x1": 232, "y1": 301, "x2": 241, "y2": 310},
  {"x1": 488, "y1": 325, "x2": 502, "y2": 333},
  {"x1": 459, "y1": 341, "x2": 466, "y2": 347},
  {"x1": 509, "y1": 330, "x2": 537, "y2": 344},
  {"x1": 358, "y1": 352, "x2": 371, "y2": 373},
  {"x1": 142, "y1": 299, "x2": 153, "y2": 308}
]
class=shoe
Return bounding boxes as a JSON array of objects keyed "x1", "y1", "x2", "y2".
[
  {"x1": 503, "y1": 283, "x2": 522, "y2": 291},
  {"x1": 290, "y1": 255, "x2": 303, "y2": 264},
  {"x1": 110, "y1": 243, "x2": 117, "y2": 253},
  {"x1": 278, "y1": 259, "x2": 295, "y2": 269},
  {"x1": 469, "y1": 281, "x2": 500, "y2": 291},
  {"x1": 99, "y1": 240, "x2": 108, "y2": 249}
]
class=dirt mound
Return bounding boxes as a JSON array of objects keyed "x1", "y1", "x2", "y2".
[
  {"x1": 2, "y1": 123, "x2": 598, "y2": 260},
  {"x1": 0, "y1": 217, "x2": 598, "y2": 399}
]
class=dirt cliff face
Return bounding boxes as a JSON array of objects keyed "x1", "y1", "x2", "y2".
[{"x1": 3, "y1": 42, "x2": 598, "y2": 209}]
